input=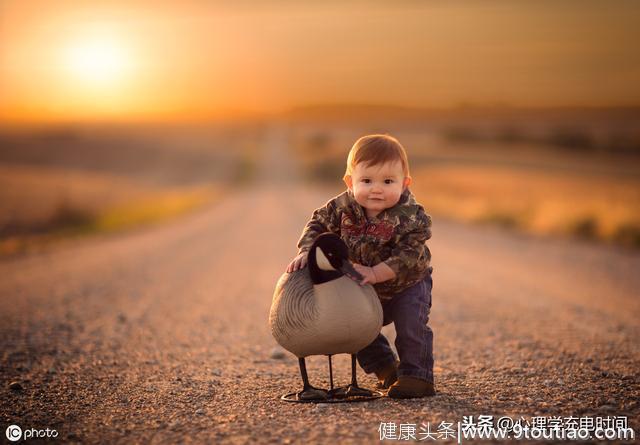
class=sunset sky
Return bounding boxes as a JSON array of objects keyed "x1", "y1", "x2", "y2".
[{"x1": 1, "y1": 0, "x2": 639, "y2": 123}]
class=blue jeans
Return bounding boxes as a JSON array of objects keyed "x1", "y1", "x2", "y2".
[{"x1": 356, "y1": 271, "x2": 434, "y2": 383}]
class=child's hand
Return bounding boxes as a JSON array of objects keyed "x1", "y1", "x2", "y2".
[
  {"x1": 286, "y1": 253, "x2": 308, "y2": 273},
  {"x1": 352, "y1": 263, "x2": 378, "y2": 286}
]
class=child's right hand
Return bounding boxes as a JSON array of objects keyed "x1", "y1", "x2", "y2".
[{"x1": 286, "y1": 252, "x2": 308, "y2": 273}]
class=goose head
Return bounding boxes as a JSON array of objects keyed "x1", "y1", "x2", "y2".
[{"x1": 307, "y1": 233, "x2": 363, "y2": 285}]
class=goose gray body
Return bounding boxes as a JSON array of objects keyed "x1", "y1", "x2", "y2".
[{"x1": 269, "y1": 268, "x2": 383, "y2": 358}]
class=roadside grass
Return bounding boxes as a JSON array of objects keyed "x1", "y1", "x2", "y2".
[
  {"x1": 92, "y1": 186, "x2": 217, "y2": 232},
  {"x1": 0, "y1": 165, "x2": 221, "y2": 257},
  {"x1": 0, "y1": 186, "x2": 219, "y2": 257}
]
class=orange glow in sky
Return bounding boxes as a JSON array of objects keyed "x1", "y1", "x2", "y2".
[
  {"x1": 1, "y1": 1, "x2": 639, "y2": 123},
  {"x1": 64, "y1": 35, "x2": 131, "y2": 86}
]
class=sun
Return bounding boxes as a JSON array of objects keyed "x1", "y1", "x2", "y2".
[{"x1": 64, "y1": 36, "x2": 131, "y2": 86}]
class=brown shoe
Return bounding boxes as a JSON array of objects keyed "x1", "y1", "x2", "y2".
[
  {"x1": 387, "y1": 376, "x2": 436, "y2": 399},
  {"x1": 374, "y1": 361, "x2": 399, "y2": 389}
]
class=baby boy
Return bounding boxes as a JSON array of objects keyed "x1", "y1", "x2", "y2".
[{"x1": 287, "y1": 134, "x2": 435, "y2": 398}]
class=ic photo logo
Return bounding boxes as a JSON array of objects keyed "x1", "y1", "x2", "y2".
[
  {"x1": 6, "y1": 425, "x2": 22, "y2": 442},
  {"x1": 6, "y1": 424, "x2": 59, "y2": 442}
]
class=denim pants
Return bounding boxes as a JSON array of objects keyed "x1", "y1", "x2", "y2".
[{"x1": 356, "y1": 271, "x2": 434, "y2": 383}]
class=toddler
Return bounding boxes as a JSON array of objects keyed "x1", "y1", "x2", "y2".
[{"x1": 287, "y1": 134, "x2": 435, "y2": 398}]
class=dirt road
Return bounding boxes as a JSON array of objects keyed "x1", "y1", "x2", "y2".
[{"x1": 1, "y1": 127, "x2": 639, "y2": 443}]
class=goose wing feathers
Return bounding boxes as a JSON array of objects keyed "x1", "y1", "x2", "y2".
[{"x1": 269, "y1": 269, "x2": 318, "y2": 346}]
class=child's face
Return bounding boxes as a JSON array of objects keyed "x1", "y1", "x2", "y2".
[{"x1": 344, "y1": 160, "x2": 411, "y2": 218}]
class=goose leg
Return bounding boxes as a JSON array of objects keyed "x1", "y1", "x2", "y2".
[
  {"x1": 345, "y1": 354, "x2": 374, "y2": 397},
  {"x1": 328, "y1": 354, "x2": 334, "y2": 391},
  {"x1": 327, "y1": 354, "x2": 353, "y2": 398},
  {"x1": 297, "y1": 357, "x2": 328, "y2": 401}
]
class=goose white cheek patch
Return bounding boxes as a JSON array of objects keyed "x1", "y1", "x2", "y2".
[{"x1": 315, "y1": 247, "x2": 336, "y2": 271}]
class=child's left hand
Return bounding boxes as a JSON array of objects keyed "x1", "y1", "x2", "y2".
[{"x1": 351, "y1": 263, "x2": 378, "y2": 286}]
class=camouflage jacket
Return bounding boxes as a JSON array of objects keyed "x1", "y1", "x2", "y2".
[{"x1": 297, "y1": 189, "x2": 432, "y2": 300}]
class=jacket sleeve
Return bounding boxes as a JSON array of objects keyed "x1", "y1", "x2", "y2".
[
  {"x1": 296, "y1": 199, "x2": 341, "y2": 254},
  {"x1": 383, "y1": 207, "x2": 432, "y2": 283}
]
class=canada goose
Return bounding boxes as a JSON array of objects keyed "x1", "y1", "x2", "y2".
[{"x1": 270, "y1": 233, "x2": 383, "y2": 401}]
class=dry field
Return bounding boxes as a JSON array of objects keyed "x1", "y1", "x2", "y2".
[{"x1": 411, "y1": 163, "x2": 640, "y2": 246}]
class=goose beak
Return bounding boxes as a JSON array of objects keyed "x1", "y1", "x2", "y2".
[{"x1": 339, "y1": 261, "x2": 364, "y2": 282}]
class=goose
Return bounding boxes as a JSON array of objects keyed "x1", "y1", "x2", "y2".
[{"x1": 269, "y1": 233, "x2": 383, "y2": 401}]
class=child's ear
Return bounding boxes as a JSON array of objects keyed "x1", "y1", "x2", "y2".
[
  {"x1": 403, "y1": 176, "x2": 412, "y2": 190},
  {"x1": 343, "y1": 175, "x2": 353, "y2": 191}
]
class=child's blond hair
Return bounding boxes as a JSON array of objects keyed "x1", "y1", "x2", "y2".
[{"x1": 344, "y1": 134, "x2": 410, "y2": 180}]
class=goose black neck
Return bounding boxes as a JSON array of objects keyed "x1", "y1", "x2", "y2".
[{"x1": 307, "y1": 247, "x2": 343, "y2": 285}]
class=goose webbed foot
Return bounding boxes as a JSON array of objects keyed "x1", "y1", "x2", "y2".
[
  {"x1": 345, "y1": 384, "x2": 374, "y2": 397},
  {"x1": 297, "y1": 386, "x2": 329, "y2": 401},
  {"x1": 329, "y1": 384, "x2": 374, "y2": 399},
  {"x1": 327, "y1": 384, "x2": 373, "y2": 399},
  {"x1": 327, "y1": 386, "x2": 347, "y2": 399}
]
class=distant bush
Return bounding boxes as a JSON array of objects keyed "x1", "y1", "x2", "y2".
[
  {"x1": 439, "y1": 124, "x2": 628, "y2": 155},
  {"x1": 310, "y1": 159, "x2": 344, "y2": 182},
  {"x1": 612, "y1": 223, "x2": 640, "y2": 247},
  {"x1": 475, "y1": 211, "x2": 519, "y2": 229},
  {"x1": 443, "y1": 125, "x2": 534, "y2": 145},
  {"x1": 606, "y1": 133, "x2": 640, "y2": 155},
  {"x1": 307, "y1": 132, "x2": 331, "y2": 150},
  {"x1": 234, "y1": 158, "x2": 256, "y2": 184},
  {"x1": 495, "y1": 126, "x2": 527, "y2": 144},
  {"x1": 443, "y1": 126, "x2": 484, "y2": 143},
  {"x1": 48, "y1": 201, "x2": 96, "y2": 233},
  {"x1": 0, "y1": 200, "x2": 95, "y2": 238},
  {"x1": 568, "y1": 217, "x2": 599, "y2": 240},
  {"x1": 547, "y1": 127, "x2": 595, "y2": 152}
]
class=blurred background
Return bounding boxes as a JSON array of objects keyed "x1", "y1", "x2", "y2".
[{"x1": 1, "y1": 0, "x2": 639, "y2": 255}]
